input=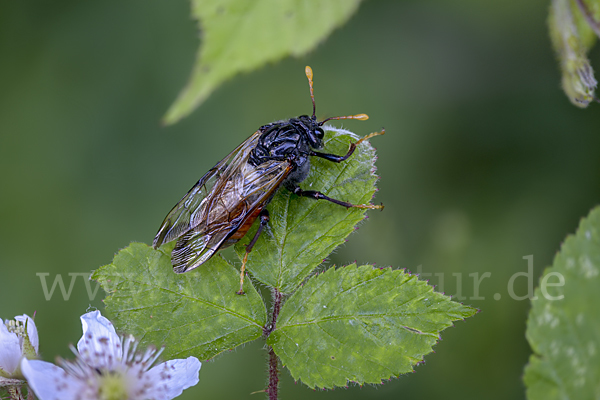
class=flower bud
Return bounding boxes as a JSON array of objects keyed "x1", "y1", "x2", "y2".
[{"x1": 549, "y1": 0, "x2": 598, "y2": 107}]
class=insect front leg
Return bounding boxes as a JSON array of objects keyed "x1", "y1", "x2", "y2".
[
  {"x1": 237, "y1": 209, "x2": 270, "y2": 295},
  {"x1": 310, "y1": 130, "x2": 385, "y2": 163},
  {"x1": 289, "y1": 186, "x2": 383, "y2": 210}
]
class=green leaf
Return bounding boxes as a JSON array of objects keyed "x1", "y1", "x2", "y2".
[
  {"x1": 91, "y1": 242, "x2": 267, "y2": 360},
  {"x1": 524, "y1": 206, "x2": 600, "y2": 400},
  {"x1": 163, "y1": 0, "x2": 362, "y2": 124},
  {"x1": 235, "y1": 127, "x2": 380, "y2": 294},
  {"x1": 267, "y1": 264, "x2": 477, "y2": 389}
]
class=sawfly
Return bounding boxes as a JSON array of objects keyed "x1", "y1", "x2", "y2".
[{"x1": 153, "y1": 66, "x2": 383, "y2": 294}]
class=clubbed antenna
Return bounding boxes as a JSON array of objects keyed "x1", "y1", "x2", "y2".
[
  {"x1": 305, "y1": 66, "x2": 316, "y2": 118},
  {"x1": 319, "y1": 113, "x2": 369, "y2": 125}
]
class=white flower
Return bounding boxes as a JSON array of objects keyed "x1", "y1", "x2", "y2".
[
  {"x1": 0, "y1": 314, "x2": 39, "y2": 378},
  {"x1": 21, "y1": 310, "x2": 201, "y2": 400}
]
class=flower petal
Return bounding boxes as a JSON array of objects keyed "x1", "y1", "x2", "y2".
[
  {"x1": 0, "y1": 321, "x2": 21, "y2": 376},
  {"x1": 21, "y1": 358, "x2": 86, "y2": 400},
  {"x1": 15, "y1": 314, "x2": 39, "y2": 354},
  {"x1": 145, "y1": 357, "x2": 201, "y2": 400},
  {"x1": 76, "y1": 310, "x2": 122, "y2": 368}
]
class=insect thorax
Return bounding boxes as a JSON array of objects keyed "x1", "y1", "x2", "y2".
[
  {"x1": 247, "y1": 116, "x2": 325, "y2": 189},
  {"x1": 248, "y1": 116, "x2": 323, "y2": 167}
]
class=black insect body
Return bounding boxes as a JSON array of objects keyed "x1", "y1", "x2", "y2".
[
  {"x1": 153, "y1": 66, "x2": 383, "y2": 294},
  {"x1": 249, "y1": 116, "x2": 322, "y2": 189}
]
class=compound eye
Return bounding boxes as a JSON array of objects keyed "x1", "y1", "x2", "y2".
[{"x1": 307, "y1": 127, "x2": 325, "y2": 149}]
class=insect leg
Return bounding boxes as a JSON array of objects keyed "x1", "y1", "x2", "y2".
[
  {"x1": 310, "y1": 130, "x2": 385, "y2": 163},
  {"x1": 236, "y1": 209, "x2": 270, "y2": 295},
  {"x1": 310, "y1": 148, "x2": 356, "y2": 163},
  {"x1": 290, "y1": 186, "x2": 384, "y2": 210}
]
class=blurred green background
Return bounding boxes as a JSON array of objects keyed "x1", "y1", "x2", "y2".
[{"x1": 1, "y1": 0, "x2": 599, "y2": 399}]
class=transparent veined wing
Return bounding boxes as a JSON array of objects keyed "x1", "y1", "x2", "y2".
[
  {"x1": 170, "y1": 159, "x2": 293, "y2": 273},
  {"x1": 153, "y1": 131, "x2": 262, "y2": 248}
]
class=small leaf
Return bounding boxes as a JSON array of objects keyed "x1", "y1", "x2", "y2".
[
  {"x1": 92, "y1": 242, "x2": 267, "y2": 360},
  {"x1": 267, "y1": 264, "x2": 476, "y2": 389},
  {"x1": 235, "y1": 128, "x2": 380, "y2": 294},
  {"x1": 163, "y1": 0, "x2": 362, "y2": 124},
  {"x1": 524, "y1": 206, "x2": 600, "y2": 399}
]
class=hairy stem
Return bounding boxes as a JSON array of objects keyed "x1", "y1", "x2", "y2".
[
  {"x1": 265, "y1": 288, "x2": 283, "y2": 400},
  {"x1": 270, "y1": 289, "x2": 282, "y2": 331},
  {"x1": 267, "y1": 346, "x2": 279, "y2": 400}
]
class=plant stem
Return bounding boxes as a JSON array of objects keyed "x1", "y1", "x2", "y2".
[
  {"x1": 270, "y1": 289, "x2": 282, "y2": 331},
  {"x1": 265, "y1": 288, "x2": 283, "y2": 400},
  {"x1": 267, "y1": 346, "x2": 279, "y2": 400}
]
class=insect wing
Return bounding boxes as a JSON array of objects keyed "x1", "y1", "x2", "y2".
[
  {"x1": 153, "y1": 169, "x2": 218, "y2": 248},
  {"x1": 171, "y1": 159, "x2": 293, "y2": 273},
  {"x1": 152, "y1": 131, "x2": 262, "y2": 248}
]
